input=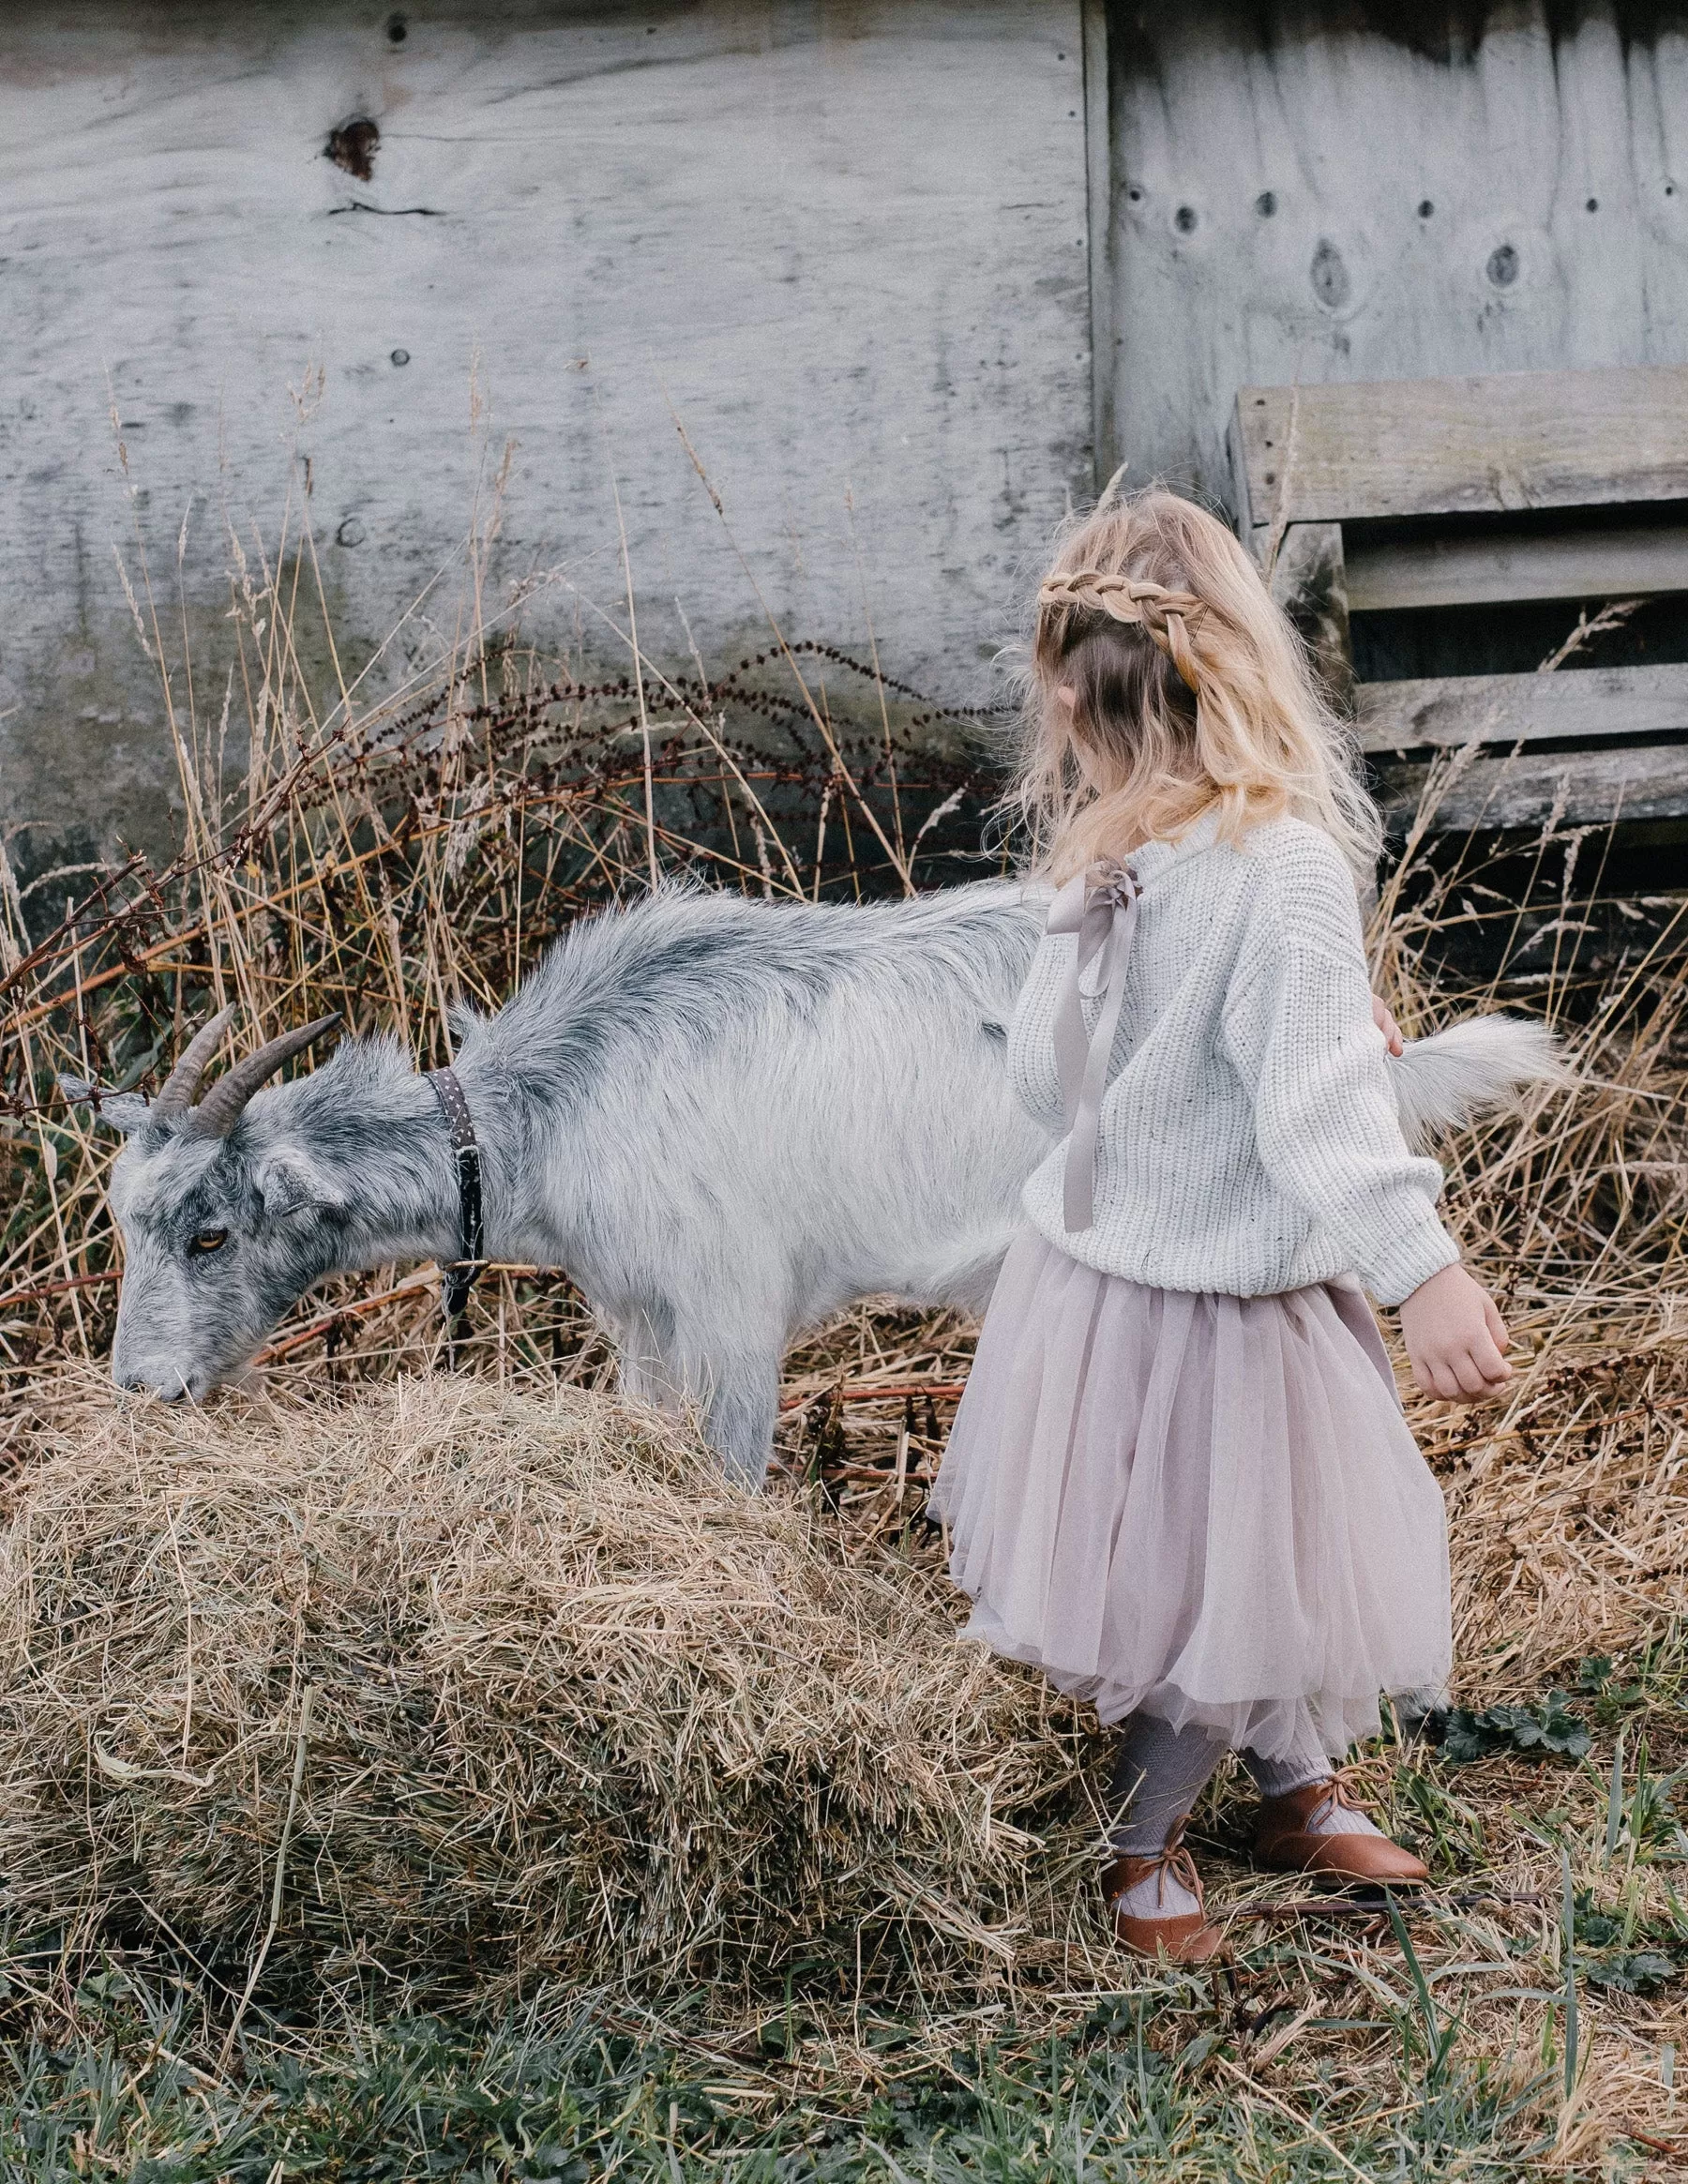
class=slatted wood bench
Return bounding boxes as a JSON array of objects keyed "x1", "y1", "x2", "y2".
[{"x1": 1228, "y1": 365, "x2": 1688, "y2": 837}]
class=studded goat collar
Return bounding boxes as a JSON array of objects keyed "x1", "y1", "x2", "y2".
[{"x1": 425, "y1": 1065, "x2": 484, "y2": 1337}]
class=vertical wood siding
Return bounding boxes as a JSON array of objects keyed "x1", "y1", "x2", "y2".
[
  {"x1": 1102, "y1": 3, "x2": 1688, "y2": 501},
  {"x1": 0, "y1": 2, "x2": 1091, "y2": 867}
]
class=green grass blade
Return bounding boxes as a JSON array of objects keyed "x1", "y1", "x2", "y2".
[{"x1": 1561, "y1": 1844, "x2": 1580, "y2": 2101}]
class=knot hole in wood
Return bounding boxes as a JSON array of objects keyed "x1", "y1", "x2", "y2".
[{"x1": 325, "y1": 117, "x2": 380, "y2": 182}]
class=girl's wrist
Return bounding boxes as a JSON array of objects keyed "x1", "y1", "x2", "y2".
[
  {"x1": 1400, "y1": 1258, "x2": 1466, "y2": 1308},
  {"x1": 1368, "y1": 1220, "x2": 1461, "y2": 1311}
]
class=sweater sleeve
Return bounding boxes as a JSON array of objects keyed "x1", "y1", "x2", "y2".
[{"x1": 1220, "y1": 830, "x2": 1459, "y2": 1306}]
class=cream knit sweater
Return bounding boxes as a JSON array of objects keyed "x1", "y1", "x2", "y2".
[{"x1": 1009, "y1": 813, "x2": 1459, "y2": 1306}]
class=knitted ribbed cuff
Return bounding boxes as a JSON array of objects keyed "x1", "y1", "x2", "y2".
[{"x1": 1364, "y1": 1212, "x2": 1462, "y2": 1308}]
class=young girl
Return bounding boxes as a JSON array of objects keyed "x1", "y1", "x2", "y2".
[{"x1": 933, "y1": 488, "x2": 1512, "y2": 1965}]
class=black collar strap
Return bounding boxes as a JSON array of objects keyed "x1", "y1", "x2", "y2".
[{"x1": 425, "y1": 1065, "x2": 484, "y2": 1335}]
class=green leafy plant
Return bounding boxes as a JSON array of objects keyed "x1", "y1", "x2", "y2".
[
  {"x1": 1436, "y1": 1692, "x2": 1591, "y2": 1765},
  {"x1": 1572, "y1": 1890, "x2": 1681, "y2": 1991},
  {"x1": 1578, "y1": 1631, "x2": 1688, "y2": 1718},
  {"x1": 1575, "y1": 1899, "x2": 1623, "y2": 1949},
  {"x1": 1581, "y1": 1949, "x2": 1676, "y2": 1994},
  {"x1": 1578, "y1": 1653, "x2": 1650, "y2": 1718}
]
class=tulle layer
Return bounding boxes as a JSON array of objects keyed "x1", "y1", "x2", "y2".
[{"x1": 931, "y1": 1232, "x2": 1451, "y2": 1760}]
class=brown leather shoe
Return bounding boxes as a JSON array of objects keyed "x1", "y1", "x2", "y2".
[
  {"x1": 1253, "y1": 1777, "x2": 1429, "y2": 1885},
  {"x1": 1102, "y1": 1815, "x2": 1231, "y2": 1965}
]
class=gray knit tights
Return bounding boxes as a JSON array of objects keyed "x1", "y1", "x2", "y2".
[
  {"x1": 1109, "y1": 1713, "x2": 1331, "y2": 1856},
  {"x1": 1107, "y1": 1712, "x2": 1381, "y2": 1920}
]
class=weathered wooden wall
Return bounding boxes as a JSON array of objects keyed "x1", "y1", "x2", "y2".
[
  {"x1": 0, "y1": 1, "x2": 1092, "y2": 880},
  {"x1": 9, "y1": 0, "x2": 1688, "y2": 881},
  {"x1": 1099, "y1": 2, "x2": 1688, "y2": 499}
]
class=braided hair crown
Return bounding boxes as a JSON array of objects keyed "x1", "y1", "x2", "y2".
[
  {"x1": 1014, "y1": 484, "x2": 1382, "y2": 880},
  {"x1": 1035, "y1": 568, "x2": 1207, "y2": 701}
]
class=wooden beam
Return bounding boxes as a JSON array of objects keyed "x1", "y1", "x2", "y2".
[
  {"x1": 1231, "y1": 366, "x2": 1688, "y2": 531},
  {"x1": 1375, "y1": 741, "x2": 1688, "y2": 835},
  {"x1": 1355, "y1": 661, "x2": 1688, "y2": 756},
  {"x1": 1345, "y1": 524, "x2": 1688, "y2": 611},
  {"x1": 1267, "y1": 522, "x2": 1352, "y2": 705}
]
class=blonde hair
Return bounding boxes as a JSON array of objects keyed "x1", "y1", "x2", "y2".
[{"x1": 1010, "y1": 486, "x2": 1379, "y2": 881}]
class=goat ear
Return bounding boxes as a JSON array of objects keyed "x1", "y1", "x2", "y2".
[
  {"x1": 254, "y1": 1149, "x2": 350, "y2": 1221},
  {"x1": 59, "y1": 1076, "x2": 151, "y2": 1136}
]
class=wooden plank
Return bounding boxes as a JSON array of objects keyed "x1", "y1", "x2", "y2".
[
  {"x1": 1108, "y1": 14, "x2": 1688, "y2": 505},
  {"x1": 1355, "y1": 662, "x2": 1688, "y2": 756},
  {"x1": 0, "y1": 1, "x2": 1091, "y2": 872},
  {"x1": 1375, "y1": 742, "x2": 1688, "y2": 836},
  {"x1": 1232, "y1": 367, "x2": 1688, "y2": 532},
  {"x1": 1345, "y1": 523, "x2": 1688, "y2": 611},
  {"x1": 1267, "y1": 522, "x2": 1350, "y2": 706}
]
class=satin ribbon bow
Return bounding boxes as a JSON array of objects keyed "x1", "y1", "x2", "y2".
[{"x1": 1047, "y1": 860, "x2": 1142, "y2": 1233}]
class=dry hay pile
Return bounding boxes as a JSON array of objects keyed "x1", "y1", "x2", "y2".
[
  {"x1": 0, "y1": 1377, "x2": 1094, "y2": 2008},
  {"x1": 1439, "y1": 1298, "x2": 1688, "y2": 1692}
]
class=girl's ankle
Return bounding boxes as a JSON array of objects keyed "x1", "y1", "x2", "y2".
[{"x1": 1104, "y1": 1818, "x2": 1206, "y2": 1920}]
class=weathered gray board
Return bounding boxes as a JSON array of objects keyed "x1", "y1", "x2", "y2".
[
  {"x1": 1231, "y1": 367, "x2": 1688, "y2": 530},
  {"x1": 1228, "y1": 364, "x2": 1688, "y2": 832},
  {"x1": 1370, "y1": 745, "x2": 1688, "y2": 837},
  {"x1": 1100, "y1": 5, "x2": 1688, "y2": 502},
  {"x1": 13, "y1": 0, "x2": 1688, "y2": 877},
  {"x1": 1360, "y1": 664, "x2": 1688, "y2": 833},
  {"x1": 1344, "y1": 526, "x2": 1688, "y2": 614},
  {"x1": 0, "y1": 1, "x2": 1091, "y2": 881},
  {"x1": 1359, "y1": 663, "x2": 1688, "y2": 754}
]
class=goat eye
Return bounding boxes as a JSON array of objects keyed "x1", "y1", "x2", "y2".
[{"x1": 190, "y1": 1229, "x2": 228, "y2": 1254}]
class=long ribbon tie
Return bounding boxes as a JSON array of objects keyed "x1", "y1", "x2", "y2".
[{"x1": 1047, "y1": 860, "x2": 1141, "y2": 1233}]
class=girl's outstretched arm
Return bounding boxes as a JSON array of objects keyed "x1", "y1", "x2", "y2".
[
  {"x1": 1223, "y1": 826, "x2": 1513, "y2": 1399},
  {"x1": 1370, "y1": 986, "x2": 1513, "y2": 1401}
]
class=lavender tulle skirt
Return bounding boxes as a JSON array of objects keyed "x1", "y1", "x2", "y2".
[{"x1": 930, "y1": 1231, "x2": 1451, "y2": 1761}]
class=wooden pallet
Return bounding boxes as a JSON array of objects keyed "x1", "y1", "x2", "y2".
[{"x1": 1228, "y1": 366, "x2": 1688, "y2": 835}]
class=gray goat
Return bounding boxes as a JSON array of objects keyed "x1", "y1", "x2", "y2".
[{"x1": 68, "y1": 882, "x2": 1557, "y2": 1482}]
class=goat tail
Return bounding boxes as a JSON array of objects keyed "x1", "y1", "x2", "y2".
[{"x1": 1390, "y1": 1014, "x2": 1569, "y2": 1151}]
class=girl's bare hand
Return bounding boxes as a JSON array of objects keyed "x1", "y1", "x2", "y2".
[
  {"x1": 1398, "y1": 1263, "x2": 1512, "y2": 1402},
  {"x1": 1371, "y1": 993, "x2": 1404, "y2": 1057}
]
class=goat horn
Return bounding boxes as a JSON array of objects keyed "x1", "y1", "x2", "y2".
[
  {"x1": 186, "y1": 1014, "x2": 343, "y2": 1138},
  {"x1": 153, "y1": 1004, "x2": 239, "y2": 1118}
]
